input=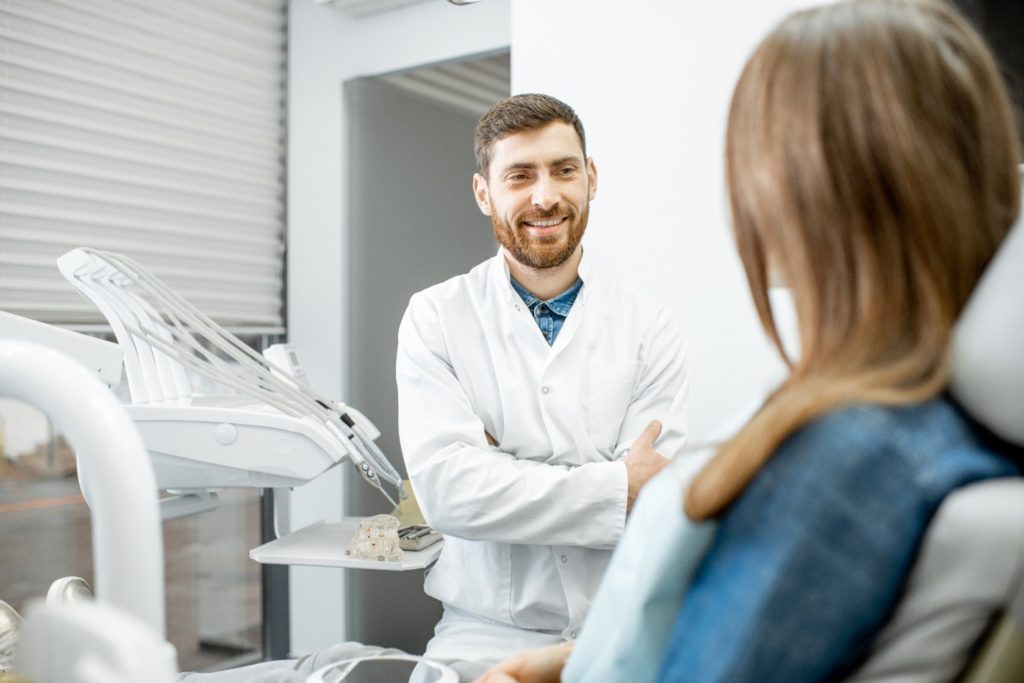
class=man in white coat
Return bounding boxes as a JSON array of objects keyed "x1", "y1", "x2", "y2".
[{"x1": 396, "y1": 94, "x2": 692, "y2": 678}]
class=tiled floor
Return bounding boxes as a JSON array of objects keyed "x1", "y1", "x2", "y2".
[{"x1": 0, "y1": 459, "x2": 263, "y2": 672}]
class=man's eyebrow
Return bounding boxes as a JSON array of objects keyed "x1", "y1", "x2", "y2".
[
  {"x1": 498, "y1": 156, "x2": 584, "y2": 175},
  {"x1": 499, "y1": 161, "x2": 537, "y2": 174},
  {"x1": 549, "y1": 156, "x2": 583, "y2": 167}
]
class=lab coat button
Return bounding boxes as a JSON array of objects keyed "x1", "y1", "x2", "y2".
[
  {"x1": 560, "y1": 554, "x2": 567, "y2": 563},
  {"x1": 570, "y1": 630, "x2": 577, "y2": 639},
  {"x1": 541, "y1": 386, "x2": 550, "y2": 394}
]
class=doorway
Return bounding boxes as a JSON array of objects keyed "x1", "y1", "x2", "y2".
[{"x1": 343, "y1": 50, "x2": 509, "y2": 653}]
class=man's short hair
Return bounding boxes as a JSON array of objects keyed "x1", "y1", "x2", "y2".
[{"x1": 474, "y1": 93, "x2": 587, "y2": 176}]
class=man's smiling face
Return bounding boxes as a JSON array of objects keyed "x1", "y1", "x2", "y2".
[{"x1": 474, "y1": 121, "x2": 597, "y2": 269}]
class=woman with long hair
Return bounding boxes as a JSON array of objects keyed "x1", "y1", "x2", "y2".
[{"x1": 479, "y1": 0, "x2": 1022, "y2": 680}]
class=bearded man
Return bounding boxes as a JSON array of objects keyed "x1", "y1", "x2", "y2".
[{"x1": 396, "y1": 93, "x2": 692, "y2": 679}]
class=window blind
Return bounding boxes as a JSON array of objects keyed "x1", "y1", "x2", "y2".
[{"x1": 0, "y1": 0, "x2": 287, "y2": 333}]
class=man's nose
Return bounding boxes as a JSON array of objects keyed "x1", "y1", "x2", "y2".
[{"x1": 531, "y1": 175, "x2": 558, "y2": 210}]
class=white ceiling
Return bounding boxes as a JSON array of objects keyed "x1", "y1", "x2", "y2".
[{"x1": 317, "y1": 0, "x2": 509, "y2": 116}]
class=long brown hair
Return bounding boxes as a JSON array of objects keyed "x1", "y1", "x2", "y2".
[{"x1": 686, "y1": 0, "x2": 1021, "y2": 520}]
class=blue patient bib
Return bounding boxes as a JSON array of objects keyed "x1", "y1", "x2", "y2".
[{"x1": 562, "y1": 447, "x2": 718, "y2": 683}]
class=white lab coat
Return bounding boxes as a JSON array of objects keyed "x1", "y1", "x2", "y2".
[{"x1": 396, "y1": 248, "x2": 690, "y2": 660}]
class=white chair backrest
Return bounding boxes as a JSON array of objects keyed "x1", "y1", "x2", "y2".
[
  {"x1": 852, "y1": 181, "x2": 1024, "y2": 681},
  {"x1": 848, "y1": 479, "x2": 1024, "y2": 682},
  {"x1": 950, "y1": 174, "x2": 1024, "y2": 447}
]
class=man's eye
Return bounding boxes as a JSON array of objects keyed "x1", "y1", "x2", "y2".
[
  {"x1": 559, "y1": 167, "x2": 576, "y2": 175},
  {"x1": 509, "y1": 174, "x2": 528, "y2": 182}
]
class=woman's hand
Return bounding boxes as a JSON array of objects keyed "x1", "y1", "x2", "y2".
[{"x1": 474, "y1": 642, "x2": 575, "y2": 683}]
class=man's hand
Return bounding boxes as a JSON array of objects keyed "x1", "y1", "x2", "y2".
[
  {"x1": 474, "y1": 643, "x2": 574, "y2": 683},
  {"x1": 625, "y1": 420, "x2": 670, "y2": 511}
]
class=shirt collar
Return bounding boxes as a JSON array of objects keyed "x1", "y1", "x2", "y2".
[
  {"x1": 509, "y1": 276, "x2": 540, "y2": 308},
  {"x1": 510, "y1": 276, "x2": 583, "y2": 316}
]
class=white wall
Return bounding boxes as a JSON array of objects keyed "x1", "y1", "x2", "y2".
[
  {"x1": 511, "y1": 0, "x2": 816, "y2": 442},
  {"x1": 286, "y1": 0, "x2": 509, "y2": 653}
]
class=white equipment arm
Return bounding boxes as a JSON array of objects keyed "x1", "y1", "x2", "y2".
[{"x1": 58, "y1": 248, "x2": 405, "y2": 507}]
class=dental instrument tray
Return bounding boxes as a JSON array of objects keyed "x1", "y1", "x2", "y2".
[
  {"x1": 398, "y1": 524, "x2": 442, "y2": 551},
  {"x1": 249, "y1": 518, "x2": 443, "y2": 571}
]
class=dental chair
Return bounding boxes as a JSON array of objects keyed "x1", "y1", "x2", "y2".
[
  {"x1": 962, "y1": 574, "x2": 1024, "y2": 682},
  {"x1": 848, "y1": 480, "x2": 1024, "y2": 682},
  {"x1": 846, "y1": 203, "x2": 1024, "y2": 681}
]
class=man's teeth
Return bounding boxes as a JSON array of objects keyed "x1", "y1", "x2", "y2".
[{"x1": 525, "y1": 218, "x2": 563, "y2": 227}]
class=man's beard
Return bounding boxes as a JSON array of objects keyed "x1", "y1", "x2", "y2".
[{"x1": 490, "y1": 201, "x2": 589, "y2": 269}]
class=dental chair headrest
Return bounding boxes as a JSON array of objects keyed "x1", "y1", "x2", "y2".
[{"x1": 950, "y1": 195, "x2": 1024, "y2": 446}]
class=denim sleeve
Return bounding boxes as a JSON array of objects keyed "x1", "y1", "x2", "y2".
[{"x1": 654, "y1": 405, "x2": 1013, "y2": 683}]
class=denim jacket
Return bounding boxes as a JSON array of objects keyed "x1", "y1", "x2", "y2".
[{"x1": 655, "y1": 397, "x2": 1019, "y2": 682}]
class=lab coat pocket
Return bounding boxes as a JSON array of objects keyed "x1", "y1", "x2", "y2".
[{"x1": 587, "y1": 361, "x2": 640, "y2": 449}]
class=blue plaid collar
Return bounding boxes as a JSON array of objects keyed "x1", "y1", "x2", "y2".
[{"x1": 509, "y1": 276, "x2": 584, "y2": 316}]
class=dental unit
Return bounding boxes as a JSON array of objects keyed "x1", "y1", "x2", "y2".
[{"x1": 55, "y1": 247, "x2": 406, "y2": 518}]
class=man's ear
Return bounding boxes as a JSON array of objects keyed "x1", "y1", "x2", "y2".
[
  {"x1": 473, "y1": 173, "x2": 492, "y2": 216},
  {"x1": 587, "y1": 158, "x2": 598, "y2": 201}
]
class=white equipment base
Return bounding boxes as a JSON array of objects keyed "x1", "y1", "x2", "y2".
[{"x1": 250, "y1": 519, "x2": 443, "y2": 571}]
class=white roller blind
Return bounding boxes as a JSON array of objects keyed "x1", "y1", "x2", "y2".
[{"x1": 0, "y1": 0, "x2": 287, "y2": 333}]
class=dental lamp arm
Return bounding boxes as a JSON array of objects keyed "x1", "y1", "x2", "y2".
[{"x1": 0, "y1": 340, "x2": 165, "y2": 637}]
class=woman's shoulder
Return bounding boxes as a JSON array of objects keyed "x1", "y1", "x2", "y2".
[
  {"x1": 771, "y1": 397, "x2": 1019, "y2": 495},
  {"x1": 799, "y1": 397, "x2": 966, "y2": 443}
]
